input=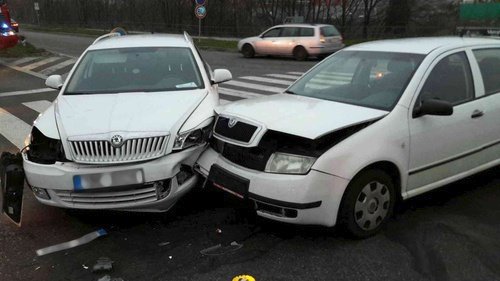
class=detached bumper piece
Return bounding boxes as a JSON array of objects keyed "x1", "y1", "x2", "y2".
[{"x1": 1, "y1": 152, "x2": 25, "y2": 226}]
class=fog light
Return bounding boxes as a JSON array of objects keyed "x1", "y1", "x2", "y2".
[
  {"x1": 31, "y1": 186, "x2": 50, "y2": 200},
  {"x1": 154, "y1": 180, "x2": 171, "y2": 200}
]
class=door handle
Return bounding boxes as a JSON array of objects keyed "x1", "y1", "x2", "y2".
[{"x1": 471, "y1": 109, "x2": 484, "y2": 119}]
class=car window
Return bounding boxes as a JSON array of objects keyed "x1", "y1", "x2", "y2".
[
  {"x1": 281, "y1": 27, "x2": 299, "y2": 37},
  {"x1": 417, "y1": 52, "x2": 474, "y2": 105},
  {"x1": 65, "y1": 47, "x2": 204, "y2": 94},
  {"x1": 473, "y1": 48, "x2": 500, "y2": 96},
  {"x1": 287, "y1": 51, "x2": 424, "y2": 110},
  {"x1": 299, "y1": 28, "x2": 314, "y2": 37},
  {"x1": 320, "y1": 26, "x2": 340, "y2": 37},
  {"x1": 262, "y1": 28, "x2": 281, "y2": 38}
]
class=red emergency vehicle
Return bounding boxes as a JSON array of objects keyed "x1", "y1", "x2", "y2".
[{"x1": 0, "y1": 0, "x2": 18, "y2": 50}]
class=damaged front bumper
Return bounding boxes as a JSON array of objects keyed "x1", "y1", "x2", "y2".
[
  {"x1": 196, "y1": 147, "x2": 350, "y2": 227},
  {"x1": 23, "y1": 145, "x2": 205, "y2": 212}
]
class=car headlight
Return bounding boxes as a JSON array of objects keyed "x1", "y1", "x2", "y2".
[
  {"x1": 265, "y1": 152, "x2": 316, "y2": 175},
  {"x1": 26, "y1": 127, "x2": 66, "y2": 164},
  {"x1": 173, "y1": 125, "x2": 212, "y2": 151}
]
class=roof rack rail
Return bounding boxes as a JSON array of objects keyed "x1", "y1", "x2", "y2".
[
  {"x1": 184, "y1": 31, "x2": 194, "y2": 44},
  {"x1": 92, "y1": 27, "x2": 128, "y2": 45}
]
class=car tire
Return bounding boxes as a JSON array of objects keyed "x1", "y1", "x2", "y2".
[
  {"x1": 293, "y1": 46, "x2": 308, "y2": 61},
  {"x1": 242, "y1": 44, "x2": 255, "y2": 58},
  {"x1": 338, "y1": 169, "x2": 396, "y2": 239}
]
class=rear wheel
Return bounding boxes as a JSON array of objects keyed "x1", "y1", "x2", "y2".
[
  {"x1": 293, "y1": 46, "x2": 308, "y2": 61},
  {"x1": 242, "y1": 44, "x2": 255, "y2": 58},
  {"x1": 338, "y1": 169, "x2": 396, "y2": 238}
]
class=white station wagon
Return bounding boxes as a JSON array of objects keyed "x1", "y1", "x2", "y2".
[
  {"x1": 23, "y1": 32, "x2": 232, "y2": 212},
  {"x1": 197, "y1": 37, "x2": 500, "y2": 237}
]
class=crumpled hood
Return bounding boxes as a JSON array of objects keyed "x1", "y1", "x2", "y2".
[
  {"x1": 55, "y1": 90, "x2": 207, "y2": 139},
  {"x1": 218, "y1": 94, "x2": 388, "y2": 139}
]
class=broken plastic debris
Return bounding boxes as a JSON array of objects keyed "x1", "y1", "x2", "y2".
[
  {"x1": 35, "y1": 229, "x2": 107, "y2": 256},
  {"x1": 158, "y1": 242, "x2": 170, "y2": 247},
  {"x1": 82, "y1": 264, "x2": 89, "y2": 270},
  {"x1": 168, "y1": 256, "x2": 172, "y2": 259},
  {"x1": 216, "y1": 228, "x2": 222, "y2": 234},
  {"x1": 200, "y1": 241, "x2": 243, "y2": 256},
  {"x1": 92, "y1": 257, "x2": 113, "y2": 272},
  {"x1": 35, "y1": 266, "x2": 41, "y2": 271},
  {"x1": 97, "y1": 275, "x2": 111, "y2": 281}
]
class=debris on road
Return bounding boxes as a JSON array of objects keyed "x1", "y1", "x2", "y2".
[
  {"x1": 82, "y1": 264, "x2": 89, "y2": 270},
  {"x1": 158, "y1": 242, "x2": 170, "y2": 247},
  {"x1": 92, "y1": 257, "x2": 114, "y2": 272},
  {"x1": 35, "y1": 228, "x2": 108, "y2": 256},
  {"x1": 97, "y1": 275, "x2": 124, "y2": 281},
  {"x1": 216, "y1": 228, "x2": 222, "y2": 234},
  {"x1": 200, "y1": 241, "x2": 243, "y2": 256},
  {"x1": 34, "y1": 266, "x2": 41, "y2": 271}
]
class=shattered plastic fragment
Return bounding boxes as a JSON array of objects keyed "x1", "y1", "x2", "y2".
[
  {"x1": 35, "y1": 229, "x2": 107, "y2": 256},
  {"x1": 158, "y1": 242, "x2": 170, "y2": 247},
  {"x1": 92, "y1": 257, "x2": 113, "y2": 272},
  {"x1": 216, "y1": 228, "x2": 222, "y2": 234},
  {"x1": 83, "y1": 264, "x2": 89, "y2": 270},
  {"x1": 200, "y1": 241, "x2": 243, "y2": 256},
  {"x1": 35, "y1": 266, "x2": 41, "y2": 271},
  {"x1": 97, "y1": 275, "x2": 111, "y2": 281}
]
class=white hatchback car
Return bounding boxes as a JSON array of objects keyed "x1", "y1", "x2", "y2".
[
  {"x1": 197, "y1": 37, "x2": 500, "y2": 237},
  {"x1": 238, "y1": 24, "x2": 344, "y2": 60},
  {"x1": 23, "y1": 32, "x2": 232, "y2": 212}
]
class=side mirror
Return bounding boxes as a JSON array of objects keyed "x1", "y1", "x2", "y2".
[
  {"x1": 212, "y1": 69, "x2": 232, "y2": 84},
  {"x1": 45, "y1": 75, "x2": 63, "y2": 90},
  {"x1": 413, "y1": 98, "x2": 453, "y2": 118}
]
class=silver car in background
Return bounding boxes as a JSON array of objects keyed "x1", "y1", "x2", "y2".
[{"x1": 237, "y1": 24, "x2": 345, "y2": 60}]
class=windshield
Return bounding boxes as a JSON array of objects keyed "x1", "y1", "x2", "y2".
[
  {"x1": 287, "y1": 51, "x2": 424, "y2": 110},
  {"x1": 65, "y1": 47, "x2": 204, "y2": 95}
]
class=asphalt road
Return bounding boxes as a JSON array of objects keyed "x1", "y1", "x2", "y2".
[{"x1": 0, "y1": 31, "x2": 499, "y2": 281}]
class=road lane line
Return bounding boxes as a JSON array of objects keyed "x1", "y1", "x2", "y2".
[
  {"x1": 22, "y1": 100, "x2": 52, "y2": 113},
  {"x1": 0, "y1": 108, "x2": 32, "y2": 149},
  {"x1": 223, "y1": 80, "x2": 285, "y2": 94},
  {"x1": 22, "y1": 57, "x2": 61, "y2": 71},
  {"x1": 219, "y1": 87, "x2": 265, "y2": 99},
  {"x1": 11, "y1": 57, "x2": 40, "y2": 66},
  {"x1": 287, "y1": 71, "x2": 304, "y2": 75},
  {"x1": 0, "y1": 59, "x2": 48, "y2": 79},
  {"x1": 266, "y1": 74, "x2": 301, "y2": 80},
  {"x1": 240, "y1": 76, "x2": 294, "y2": 86},
  {"x1": 0, "y1": 88, "x2": 55, "y2": 97},
  {"x1": 40, "y1": 58, "x2": 77, "y2": 75}
]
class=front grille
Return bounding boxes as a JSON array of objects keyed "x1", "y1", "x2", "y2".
[
  {"x1": 221, "y1": 143, "x2": 273, "y2": 171},
  {"x1": 69, "y1": 136, "x2": 168, "y2": 164},
  {"x1": 214, "y1": 116, "x2": 258, "y2": 143},
  {"x1": 53, "y1": 184, "x2": 159, "y2": 208}
]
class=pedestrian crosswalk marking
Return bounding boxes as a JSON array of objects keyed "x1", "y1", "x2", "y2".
[
  {"x1": 22, "y1": 100, "x2": 52, "y2": 113},
  {"x1": 0, "y1": 88, "x2": 55, "y2": 97},
  {"x1": 0, "y1": 108, "x2": 32, "y2": 149},
  {"x1": 219, "y1": 87, "x2": 265, "y2": 99},
  {"x1": 240, "y1": 76, "x2": 293, "y2": 86},
  {"x1": 287, "y1": 71, "x2": 304, "y2": 76},
  {"x1": 40, "y1": 58, "x2": 77, "y2": 75},
  {"x1": 266, "y1": 74, "x2": 301, "y2": 80},
  {"x1": 23, "y1": 57, "x2": 61, "y2": 71},
  {"x1": 12, "y1": 57, "x2": 39, "y2": 66},
  {"x1": 223, "y1": 80, "x2": 286, "y2": 94}
]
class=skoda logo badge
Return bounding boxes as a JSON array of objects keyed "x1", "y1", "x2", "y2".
[
  {"x1": 228, "y1": 118, "x2": 238, "y2": 128},
  {"x1": 110, "y1": 135, "x2": 124, "y2": 148}
]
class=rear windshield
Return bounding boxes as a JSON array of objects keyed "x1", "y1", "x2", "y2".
[
  {"x1": 320, "y1": 26, "x2": 340, "y2": 37},
  {"x1": 65, "y1": 47, "x2": 203, "y2": 95}
]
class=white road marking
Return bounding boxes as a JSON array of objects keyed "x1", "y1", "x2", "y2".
[
  {"x1": 223, "y1": 80, "x2": 285, "y2": 94},
  {"x1": 219, "y1": 87, "x2": 265, "y2": 99},
  {"x1": 22, "y1": 100, "x2": 53, "y2": 113},
  {"x1": 287, "y1": 71, "x2": 304, "y2": 75},
  {"x1": 240, "y1": 76, "x2": 293, "y2": 86},
  {"x1": 23, "y1": 57, "x2": 61, "y2": 71},
  {"x1": 266, "y1": 73, "x2": 301, "y2": 80},
  {"x1": 40, "y1": 58, "x2": 77, "y2": 75},
  {"x1": 0, "y1": 108, "x2": 32, "y2": 149},
  {"x1": 11, "y1": 57, "x2": 40, "y2": 66},
  {"x1": 0, "y1": 88, "x2": 55, "y2": 97}
]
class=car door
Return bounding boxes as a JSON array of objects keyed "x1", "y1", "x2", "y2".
[
  {"x1": 279, "y1": 27, "x2": 299, "y2": 55},
  {"x1": 254, "y1": 27, "x2": 282, "y2": 55},
  {"x1": 470, "y1": 47, "x2": 500, "y2": 166},
  {"x1": 407, "y1": 50, "x2": 484, "y2": 191}
]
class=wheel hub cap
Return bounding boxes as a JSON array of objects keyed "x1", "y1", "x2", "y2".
[{"x1": 354, "y1": 181, "x2": 391, "y2": 231}]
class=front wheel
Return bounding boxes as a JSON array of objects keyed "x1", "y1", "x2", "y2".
[
  {"x1": 293, "y1": 46, "x2": 308, "y2": 61},
  {"x1": 338, "y1": 169, "x2": 396, "y2": 238},
  {"x1": 242, "y1": 44, "x2": 255, "y2": 58}
]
